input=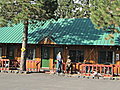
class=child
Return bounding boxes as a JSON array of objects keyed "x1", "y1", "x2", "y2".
[{"x1": 66, "y1": 56, "x2": 72, "y2": 74}]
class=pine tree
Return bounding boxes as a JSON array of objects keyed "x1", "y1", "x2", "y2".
[
  {"x1": 90, "y1": 0, "x2": 120, "y2": 41},
  {"x1": 55, "y1": 0, "x2": 90, "y2": 18},
  {"x1": 0, "y1": 0, "x2": 58, "y2": 71}
]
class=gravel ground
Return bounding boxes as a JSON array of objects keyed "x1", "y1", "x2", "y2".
[{"x1": 0, "y1": 73, "x2": 120, "y2": 90}]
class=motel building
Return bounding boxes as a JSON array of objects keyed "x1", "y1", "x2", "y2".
[{"x1": 0, "y1": 18, "x2": 120, "y2": 77}]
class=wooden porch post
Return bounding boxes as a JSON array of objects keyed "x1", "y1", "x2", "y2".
[{"x1": 49, "y1": 47, "x2": 53, "y2": 70}]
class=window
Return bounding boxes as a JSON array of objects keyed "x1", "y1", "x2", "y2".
[
  {"x1": 0, "y1": 48, "x2": 1, "y2": 58},
  {"x1": 7, "y1": 46, "x2": 14, "y2": 59},
  {"x1": 98, "y1": 51, "x2": 113, "y2": 64},
  {"x1": 26, "y1": 48, "x2": 35, "y2": 60},
  {"x1": 69, "y1": 50, "x2": 84, "y2": 63},
  {"x1": 42, "y1": 47, "x2": 50, "y2": 59}
]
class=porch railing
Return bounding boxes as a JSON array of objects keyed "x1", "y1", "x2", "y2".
[
  {"x1": 113, "y1": 65, "x2": 120, "y2": 76},
  {"x1": 0, "y1": 59, "x2": 9, "y2": 70},
  {"x1": 78, "y1": 64, "x2": 120, "y2": 77},
  {"x1": 26, "y1": 60, "x2": 40, "y2": 72},
  {"x1": 52, "y1": 62, "x2": 79, "y2": 73},
  {"x1": 59, "y1": 63, "x2": 120, "y2": 77},
  {"x1": 79, "y1": 64, "x2": 114, "y2": 77},
  {"x1": 0, "y1": 59, "x2": 19, "y2": 70},
  {"x1": 0, "y1": 59, "x2": 41, "y2": 72},
  {"x1": 1, "y1": 58, "x2": 120, "y2": 76}
]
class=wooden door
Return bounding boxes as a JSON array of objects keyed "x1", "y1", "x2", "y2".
[{"x1": 41, "y1": 47, "x2": 50, "y2": 68}]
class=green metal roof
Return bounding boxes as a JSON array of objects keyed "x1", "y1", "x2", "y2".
[{"x1": 0, "y1": 18, "x2": 120, "y2": 45}]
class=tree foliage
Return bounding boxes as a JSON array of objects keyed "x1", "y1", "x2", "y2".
[
  {"x1": 55, "y1": 0, "x2": 90, "y2": 18},
  {"x1": 90, "y1": 0, "x2": 120, "y2": 32},
  {"x1": 0, "y1": 0, "x2": 91, "y2": 26},
  {"x1": 0, "y1": 0, "x2": 58, "y2": 27}
]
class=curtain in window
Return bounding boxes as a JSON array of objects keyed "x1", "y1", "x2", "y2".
[
  {"x1": 27, "y1": 48, "x2": 35, "y2": 60},
  {"x1": 98, "y1": 51, "x2": 113, "y2": 64},
  {"x1": 69, "y1": 50, "x2": 84, "y2": 63}
]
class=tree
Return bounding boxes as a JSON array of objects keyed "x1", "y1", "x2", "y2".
[
  {"x1": 0, "y1": 0, "x2": 58, "y2": 71},
  {"x1": 90, "y1": 0, "x2": 120, "y2": 41},
  {"x1": 55, "y1": 0, "x2": 90, "y2": 18}
]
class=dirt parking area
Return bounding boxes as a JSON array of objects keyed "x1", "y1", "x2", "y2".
[{"x1": 0, "y1": 73, "x2": 119, "y2": 90}]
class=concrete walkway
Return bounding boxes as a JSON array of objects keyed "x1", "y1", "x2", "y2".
[{"x1": 0, "y1": 73, "x2": 120, "y2": 90}]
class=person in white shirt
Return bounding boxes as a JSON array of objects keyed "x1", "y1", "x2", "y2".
[{"x1": 56, "y1": 52, "x2": 62, "y2": 73}]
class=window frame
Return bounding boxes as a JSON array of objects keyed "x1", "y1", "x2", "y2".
[
  {"x1": 98, "y1": 50, "x2": 114, "y2": 64},
  {"x1": 26, "y1": 48, "x2": 35, "y2": 60},
  {"x1": 42, "y1": 47, "x2": 50, "y2": 59},
  {"x1": 69, "y1": 49, "x2": 84, "y2": 63},
  {"x1": 7, "y1": 46, "x2": 15, "y2": 59}
]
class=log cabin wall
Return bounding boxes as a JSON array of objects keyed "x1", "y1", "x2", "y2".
[
  {"x1": 0, "y1": 44, "x2": 7, "y2": 58},
  {"x1": 49, "y1": 47, "x2": 53, "y2": 69},
  {"x1": 65, "y1": 45, "x2": 97, "y2": 64},
  {"x1": 65, "y1": 45, "x2": 117, "y2": 64},
  {"x1": 15, "y1": 44, "x2": 21, "y2": 61},
  {"x1": 63, "y1": 46, "x2": 68, "y2": 62},
  {"x1": 1, "y1": 43, "x2": 120, "y2": 69},
  {"x1": 35, "y1": 45, "x2": 41, "y2": 61},
  {"x1": 15, "y1": 44, "x2": 41, "y2": 63},
  {"x1": 0, "y1": 44, "x2": 41, "y2": 61},
  {"x1": 84, "y1": 46, "x2": 98, "y2": 64},
  {"x1": 84, "y1": 46, "x2": 117, "y2": 64},
  {"x1": 0, "y1": 44, "x2": 21, "y2": 60},
  {"x1": 1, "y1": 46, "x2": 7, "y2": 58}
]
